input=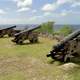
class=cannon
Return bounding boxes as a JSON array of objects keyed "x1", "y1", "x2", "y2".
[
  {"x1": 13, "y1": 25, "x2": 29, "y2": 34},
  {"x1": 12, "y1": 25, "x2": 41, "y2": 44},
  {"x1": 47, "y1": 29, "x2": 80, "y2": 62},
  {"x1": 0, "y1": 25, "x2": 16, "y2": 38}
]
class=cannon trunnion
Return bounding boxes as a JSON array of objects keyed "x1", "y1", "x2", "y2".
[{"x1": 47, "y1": 29, "x2": 80, "y2": 62}]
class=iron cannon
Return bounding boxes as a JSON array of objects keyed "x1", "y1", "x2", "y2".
[
  {"x1": 12, "y1": 25, "x2": 41, "y2": 44},
  {"x1": 47, "y1": 29, "x2": 80, "y2": 62},
  {"x1": 0, "y1": 25, "x2": 16, "y2": 38}
]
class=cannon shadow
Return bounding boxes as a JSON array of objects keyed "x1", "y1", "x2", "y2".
[{"x1": 48, "y1": 57, "x2": 80, "y2": 66}]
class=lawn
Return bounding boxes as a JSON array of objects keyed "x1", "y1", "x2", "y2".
[{"x1": 0, "y1": 37, "x2": 80, "y2": 80}]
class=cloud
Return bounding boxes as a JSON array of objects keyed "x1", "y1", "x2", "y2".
[
  {"x1": 57, "y1": 0, "x2": 71, "y2": 5},
  {"x1": 0, "y1": 9, "x2": 6, "y2": 14},
  {"x1": 71, "y1": 2, "x2": 80, "y2": 7},
  {"x1": 60, "y1": 9, "x2": 80, "y2": 17},
  {"x1": 0, "y1": 18, "x2": 28, "y2": 24},
  {"x1": 56, "y1": 0, "x2": 80, "y2": 5},
  {"x1": 42, "y1": 3, "x2": 56, "y2": 12},
  {"x1": 60, "y1": 12, "x2": 67, "y2": 16},
  {"x1": 42, "y1": 0, "x2": 80, "y2": 12},
  {"x1": 41, "y1": 0, "x2": 69, "y2": 12},
  {"x1": 43, "y1": 12, "x2": 52, "y2": 16},
  {"x1": 13, "y1": 0, "x2": 32, "y2": 8},
  {"x1": 17, "y1": 7, "x2": 30, "y2": 12},
  {"x1": 29, "y1": 15, "x2": 43, "y2": 21},
  {"x1": 13, "y1": 0, "x2": 32, "y2": 12}
]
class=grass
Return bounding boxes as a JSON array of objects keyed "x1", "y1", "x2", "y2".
[{"x1": 0, "y1": 37, "x2": 80, "y2": 80}]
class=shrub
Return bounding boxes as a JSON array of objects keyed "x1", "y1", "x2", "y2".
[{"x1": 58, "y1": 25, "x2": 73, "y2": 36}]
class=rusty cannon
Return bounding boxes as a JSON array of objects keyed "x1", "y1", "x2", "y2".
[
  {"x1": 47, "y1": 29, "x2": 80, "y2": 62},
  {"x1": 12, "y1": 25, "x2": 41, "y2": 44},
  {"x1": 0, "y1": 25, "x2": 16, "y2": 38}
]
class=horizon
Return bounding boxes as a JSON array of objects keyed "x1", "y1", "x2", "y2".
[{"x1": 0, "y1": 23, "x2": 80, "y2": 25}]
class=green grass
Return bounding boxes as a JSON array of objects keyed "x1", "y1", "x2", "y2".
[{"x1": 0, "y1": 37, "x2": 80, "y2": 80}]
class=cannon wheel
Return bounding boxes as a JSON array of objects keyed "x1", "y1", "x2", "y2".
[
  {"x1": 8, "y1": 34, "x2": 12, "y2": 37},
  {"x1": 8, "y1": 31, "x2": 15, "y2": 37},
  {"x1": 0, "y1": 35, "x2": 4, "y2": 38},
  {"x1": 29, "y1": 38, "x2": 38, "y2": 43},
  {"x1": 16, "y1": 40, "x2": 23, "y2": 44}
]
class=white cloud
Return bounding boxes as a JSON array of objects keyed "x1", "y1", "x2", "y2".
[
  {"x1": 13, "y1": 0, "x2": 32, "y2": 8},
  {"x1": 0, "y1": 9, "x2": 6, "y2": 14},
  {"x1": 60, "y1": 12, "x2": 67, "y2": 16},
  {"x1": 60, "y1": 9, "x2": 80, "y2": 17},
  {"x1": 17, "y1": 7, "x2": 30, "y2": 12},
  {"x1": 71, "y1": 2, "x2": 80, "y2": 7},
  {"x1": 42, "y1": 0, "x2": 80, "y2": 12},
  {"x1": 27, "y1": 15, "x2": 45, "y2": 24},
  {"x1": 43, "y1": 12, "x2": 52, "y2": 16},
  {"x1": 29, "y1": 16, "x2": 43, "y2": 21},
  {"x1": 56, "y1": 0, "x2": 80, "y2": 5},
  {"x1": 57, "y1": 0, "x2": 71, "y2": 5},
  {"x1": 42, "y1": 4, "x2": 55, "y2": 12},
  {"x1": 13, "y1": 0, "x2": 32, "y2": 12},
  {"x1": 41, "y1": 0, "x2": 69, "y2": 12}
]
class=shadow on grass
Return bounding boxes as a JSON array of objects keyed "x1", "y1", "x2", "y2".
[
  {"x1": 48, "y1": 59, "x2": 65, "y2": 65},
  {"x1": 47, "y1": 57, "x2": 80, "y2": 66},
  {"x1": 13, "y1": 41, "x2": 43, "y2": 45},
  {"x1": 0, "y1": 36, "x2": 10, "y2": 38},
  {"x1": 23, "y1": 41, "x2": 42, "y2": 45}
]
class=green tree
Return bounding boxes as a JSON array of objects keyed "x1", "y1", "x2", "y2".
[{"x1": 39, "y1": 21, "x2": 54, "y2": 34}]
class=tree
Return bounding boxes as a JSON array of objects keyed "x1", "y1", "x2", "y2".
[{"x1": 39, "y1": 21, "x2": 54, "y2": 34}]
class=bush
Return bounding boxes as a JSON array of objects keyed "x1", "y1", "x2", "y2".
[{"x1": 58, "y1": 25, "x2": 73, "y2": 36}]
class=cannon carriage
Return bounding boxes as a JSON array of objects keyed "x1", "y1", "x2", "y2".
[
  {"x1": 0, "y1": 26, "x2": 16, "y2": 38},
  {"x1": 12, "y1": 25, "x2": 41, "y2": 44},
  {"x1": 47, "y1": 29, "x2": 80, "y2": 62}
]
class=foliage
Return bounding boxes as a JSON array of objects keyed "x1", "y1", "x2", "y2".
[
  {"x1": 57, "y1": 25, "x2": 73, "y2": 36},
  {"x1": 38, "y1": 21, "x2": 54, "y2": 34}
]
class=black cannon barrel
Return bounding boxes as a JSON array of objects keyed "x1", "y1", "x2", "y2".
[
  {"x1": 0, "y1": 25, "x2": 16, "y2": 30},
  {"x1": 54, "y1": 29, "x2": 80, "y2": 48},
  {"x1": 14, "y1": 25, "x2": 41, "y2": 37},
  {"x1": 61, "y1": 29, "x2": 80, "y2": 43}
]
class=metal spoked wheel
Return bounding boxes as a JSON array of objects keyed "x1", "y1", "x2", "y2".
[{"x1": 16, "y1": 40, "x2": 23, "y2": 44}]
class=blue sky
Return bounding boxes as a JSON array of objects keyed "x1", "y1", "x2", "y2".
[{"x1": 0, "y1": 0, "x2": 80, "y2": 24}]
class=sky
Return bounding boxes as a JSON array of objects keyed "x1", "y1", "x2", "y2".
[{"x1": 0, "y1": 0, "x2": 80, "y2": 24}]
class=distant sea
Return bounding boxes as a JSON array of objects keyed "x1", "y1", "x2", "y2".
[{"x1": 0, "y1": 24, "x2": 80, "y2": 31}]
